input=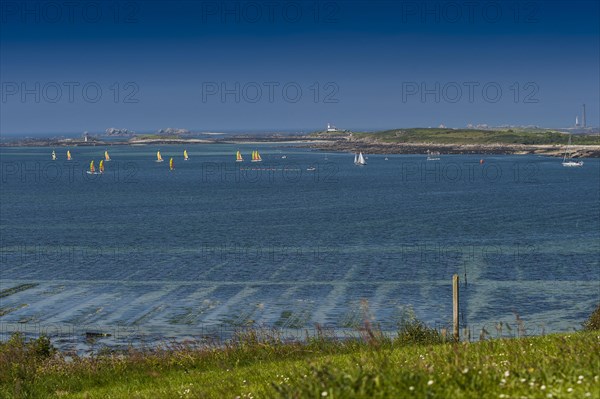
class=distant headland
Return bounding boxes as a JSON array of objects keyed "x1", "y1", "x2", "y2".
[{"x1": 2, "y1": 126, "x2": 599, "y2": 158}]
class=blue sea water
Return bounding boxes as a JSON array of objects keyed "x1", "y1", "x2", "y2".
[{"x1": 0, "y1": 145, "x2": 598, "y2": 347}]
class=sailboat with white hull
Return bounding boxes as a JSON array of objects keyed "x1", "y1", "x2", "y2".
[
  {"x1": 87, "y1": 160, "x2": 99, "y2": 175},
  {"x1": 562, "y1": 135, "x2": 583, "y2": 167},
  {"x1": 354, "y1": 152, "x2": 366, "y2": 166}
]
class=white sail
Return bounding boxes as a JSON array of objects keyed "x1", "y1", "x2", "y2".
[
  {"x1": 357, "y1": 152, "x2": 366, "y2": 165},
  {"x1": 354, "y1": 153, "x2": 358, "y2": 164},
  {"x1": 562, "y1": 135, "x2": 583, "y2": 167}
]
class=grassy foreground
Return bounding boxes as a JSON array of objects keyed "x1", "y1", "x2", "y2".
[{"x1": 1, "y1": 328, "x2": 598, "y2": 399}]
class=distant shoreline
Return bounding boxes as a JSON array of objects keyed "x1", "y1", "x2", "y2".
[
  {"x1": 300, "y1": 140, "x2": 600, "y2": 158},
  {"x1": 2, "y1": 136, "x2": 599, "y2": 158}
]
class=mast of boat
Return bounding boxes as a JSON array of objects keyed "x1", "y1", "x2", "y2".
[{"x1": 563, "y1": 135, "x2": 572, "y2": 162}]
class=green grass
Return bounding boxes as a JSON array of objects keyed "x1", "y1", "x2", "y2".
[
  {"x1": 312, "y1": 128, "x2": 600, "y2": 145},
  {"x1": 1, "y1": 327, "x2": 598, "y2": 398}
]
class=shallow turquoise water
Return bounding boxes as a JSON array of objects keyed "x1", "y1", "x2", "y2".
[{"x1": 0, "y1": 145, "x2": 598, "y2": 346}]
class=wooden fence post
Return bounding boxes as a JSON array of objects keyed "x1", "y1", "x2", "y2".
[{"x1": 453, "y1": 274, "x2": 459, "y2": 342}]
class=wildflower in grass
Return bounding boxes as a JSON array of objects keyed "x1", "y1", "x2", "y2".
[
  {"x1": 427, "y1": 380, "x2": 434, "y2": 386},
  {"x1": 321, "y1": 391, "x2": 328, "y2": 397},
  {"x1": 462, "y1": 368, "x2": 469, "y2": 374},
  {"x1": 409, "y1": 386, "x2": 414, "y2": 391},
  {"x1": 504, "y1": 370, "x2": 510, "y2": 377},
  {"x1": 567, "y1": 387, "x2": 573, "y2": 392},
  {"x1": 578, "y1": 375, "x2": 584, "y2": 381},
  {"x1": 541, "y1": 385, "x2": 546, "y2": 390},
  {"x1": 520, "y1": 378, "x2": 526, "y2": 383}
]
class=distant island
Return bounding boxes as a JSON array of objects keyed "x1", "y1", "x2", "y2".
[
  {"x1": 2, "y1": 127, "x2": 599, "y2": 158},
  {"x1": 306, "y1": 127, "x2": 600, "y2": 158},
  {"x1": 105, "y1": 128, "x2": 136, "y2": 136}
]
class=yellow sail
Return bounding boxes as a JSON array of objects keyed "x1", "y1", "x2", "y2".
[
  {"x1": 99, "y1": 160, "x2": 104, "y2": 173},
  {"x1": 67, "y1": 150, "x2": 72, "y2": 160},
  {"x1": 169, "y1": 157, "x2": 174, "y2": 170},
  {"x1": 105, "y1": 150, "x2": 110, "y2": 161},
  {"x1": 184, "y1": 149, "x2": 188, "y2": 160},
  {"x1": 236, "y1": 150, "x2": 243, "y2": 162},
  {"x1": 89, "y1": 160, "x2": 95, "y2": 173},
  {"x1": 251, "y1": 150, "x2": 262, "y2": 162},
  {"x1": 157, "y1": 151, "x2": 163, "y2": 162}
]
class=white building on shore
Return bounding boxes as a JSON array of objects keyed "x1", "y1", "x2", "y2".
[{"x1": 327, "y1": 123, "x2": 340, "y2": 132}]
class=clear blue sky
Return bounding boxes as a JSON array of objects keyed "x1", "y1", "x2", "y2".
[{"x1": 1, "y1": 0, "x2": 598, "y2": 135}]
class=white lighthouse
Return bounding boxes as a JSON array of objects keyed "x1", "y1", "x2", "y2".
[{"x1": 327, "y1": 123, "x2": 339, "y2": 132}]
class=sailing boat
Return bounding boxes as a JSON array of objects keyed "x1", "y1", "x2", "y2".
[
  {"x1": 427, "y1": 150, "x2": 440, "y2": 161},
  {"x1": 104, "y1": 150, "x2": 111, "y2": 161},
  {"x1": 87, "y1": 160, "x2": 96, "y2": 175},
  {"x1": 251, "y1": 150, "x2": 262, "y2": 162},
  {"x1": 156, "y1": 150, "x2": 164, "y2": 162},
  {"x1": 562, "y1": 135, "x2": 583, "y2": 167},
  {"x1": 184, "y1": 149, "x2": 189, "y2": 161},
  {"x1": 67, "y1": 150, "x2": 72, "y2": 161},
  {"x1": 236, "y1": 150, "x2": 244, "y2": 162},
  {"x1": 99, "y1": 160, "x2": 105, "y2": 174},
  {"x1": 169, "y1": 158, "x2": 174, "y2": 171},
  {"x1": 355, "y1": 152, "x2": 366, "y2": 166},
  {"x1": 51, "y1": 150, "x2": 56, "y2": 161}
]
